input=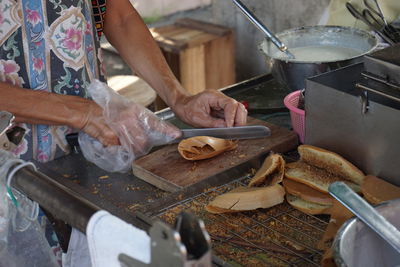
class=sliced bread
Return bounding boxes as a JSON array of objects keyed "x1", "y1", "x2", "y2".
[{"x1": 298, "y1": 145, "x2": 365, "y2": 185}]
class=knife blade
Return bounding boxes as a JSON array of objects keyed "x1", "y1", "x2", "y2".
[{"x1": 175, "y1": 125, "x2": 271, "y2": 142}]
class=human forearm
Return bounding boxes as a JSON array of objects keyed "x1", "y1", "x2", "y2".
[
  {"x1": 0, "y1": 82, "x2": 93, "y2": 129},
  {"x1": 103, "y1": 1, "x2": 247, "y2": 128},
  {"x1": 103, "y1": 1, "x2": 189, "y2": 108}
]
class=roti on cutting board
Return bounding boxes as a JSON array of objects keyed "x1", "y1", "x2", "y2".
[{"x1": 132, "y1": 117, "x2": 298, "y2": 192}]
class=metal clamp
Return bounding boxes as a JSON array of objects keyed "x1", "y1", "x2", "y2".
[
  {"x1": 119, "y1": 212, "x2": 212, "y2": 267},
  {"x1": 0, "y1": 111, "x2": 26, "y2": 151}
]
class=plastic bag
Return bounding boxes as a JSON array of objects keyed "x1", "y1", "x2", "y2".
[
  {"x1": 79, "y1": 79, "x2": 180, "y2": 173},
  {"x1": 0, "y1": 150, "x2": 58, "y2": 267}
]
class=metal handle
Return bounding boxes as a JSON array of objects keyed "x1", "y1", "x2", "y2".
[
  {"x1": 346, "y1": 2, "x2": 395, "y2": 45},
  {"x1": 0, "y1": 111, "x2": 14, "y2": 136},
  {"x1": 363, "y1": 0, "x2": 388, "y2": 26},
  {"x1": 329, "y1": 182, "x2": 400, "y2": 254},
  {"x1": 231, "y1": 0, "x2": 289, "y2": 53}
]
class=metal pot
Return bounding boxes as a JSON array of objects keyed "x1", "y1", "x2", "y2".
[
  {"x1": 259, "y1": 26, "x2": 378, "y2": 92},
  {"x1": 333, "y1": 198, "x2": 400, "y2": 267}
]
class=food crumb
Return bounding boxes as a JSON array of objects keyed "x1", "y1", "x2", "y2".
[
  {"x1": 190, "y1": 162, "x2": 197, "y2": 172},
  {"x1": 128, "y1": 204, "x2": 140, "y2": 210},
  {"x1": 284, "y1": 240, "x2": 305, "y2": 251}
]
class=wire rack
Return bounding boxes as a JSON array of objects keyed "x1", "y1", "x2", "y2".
[{"x1": 153, "y1": 175, "x2": 329, "y2": 267}]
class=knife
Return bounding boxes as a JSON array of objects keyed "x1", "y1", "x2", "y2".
[
  {"x1": 175, "y1": 125, "x2": 271, "y2": 142},
  {"x1": 65, "y1": 125, "x2": 271, "y2": 149}
]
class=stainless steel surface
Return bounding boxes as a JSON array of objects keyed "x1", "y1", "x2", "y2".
[
  {"x1": 334, "y1": 198, "x2": 400, "y2": 267},
  {"x1": 259, "y1": 25, "x2": 378, "y2": 91},
  {"x1": 231, "y1": 0, "x2": 295, "y2": 59},
  {"x1": 305, "y1": 63, "x2": 400, "y2": 186},
  {"x1": 363, "y1": 43, "x2": 400, "y2": 86},
  {"x1": 179, "y1": 125, "x2": 271, "y2": 141},
  {"x1": 329, "y1": 182, "x2": 400, "y2": 254},
  {"x1": 151, "y1": 167, "x2": 329, "y2": 267}
]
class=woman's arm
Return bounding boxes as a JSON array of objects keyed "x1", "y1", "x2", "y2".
[
  {"x1": 103, "y1": 1, "x2": 186, "y2": 108},
  {"x1": 103, "y1": 1, "x2": 247, "y2": 127},
  {"x1": 0, "y1": 82, "x2": 119, "y2": 145}
]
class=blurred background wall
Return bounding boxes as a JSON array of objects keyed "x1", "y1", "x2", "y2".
[
  {"x1": 107, "y1": 0, "x2": 331, "y2": 83},
  {"x1": 135, "y1": 0, "x2": 331, "y2": 81}
]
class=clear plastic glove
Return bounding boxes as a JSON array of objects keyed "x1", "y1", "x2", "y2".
[
  {"x1": 172, "y1": 89, "x2": 248, "y2": 128},
  {"x1": 79, "y1": 80, "x2": 181, "y2": 173}
]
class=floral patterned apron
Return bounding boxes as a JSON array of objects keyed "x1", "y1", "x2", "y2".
[{"x1": 0, "y1": 0, "x2": 105, "y2": 162}]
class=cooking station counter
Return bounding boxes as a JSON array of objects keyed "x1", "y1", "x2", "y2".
[
  {"x1": 23, "y1": 75, "x2": 323, "y2": 267},
  {"x1": 34, "y1": 74, "x2": 292, "y2": 225}
]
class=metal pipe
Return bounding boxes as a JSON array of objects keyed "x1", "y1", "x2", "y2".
[{"x1": 12, "y1": 167, "x2": 100, "y2": 233}]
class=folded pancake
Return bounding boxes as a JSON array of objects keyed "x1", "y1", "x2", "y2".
[
  {"x1": 285, "y1": 161, "x2": 361, "y2": 194},
  {"x1": 283, "y1": 178, "x2": 334, "y2": 205},
  {"x1": 178, "y1": 136, "x2": 237, "y2": 160},
  {"x1": 362, "y1": 175, "x2": 400, "y2": 205},
  {"x1": 286, "y1": 194, "x2": 332, "y2": 215},
  {"x1": 206, "y1": 184, "x2": 285, "y2": 214},
  {"x1": 248, "y1": 153, "x2": 285, "y2": 187},
  {"x1": 298, "y1": 145, "x2": 364, "y2": 185}
]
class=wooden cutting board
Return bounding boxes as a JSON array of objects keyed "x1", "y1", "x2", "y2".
[{"x1": 132, "y1": 117, "x2": 298, "y2": 192}]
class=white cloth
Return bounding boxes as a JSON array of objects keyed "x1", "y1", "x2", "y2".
[
  {"x1": 87, "y1": 210, "x2": 151, "y2": 267},
  {"x1": 63, "y1": 211, "x2": 151, "y2": 267}
]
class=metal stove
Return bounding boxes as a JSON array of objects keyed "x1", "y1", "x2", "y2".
[{"x1": 306, "y1": 44, "x2": 400, "y2": 186}]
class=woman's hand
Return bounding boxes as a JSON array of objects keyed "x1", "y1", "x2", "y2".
[
  {"x1": 172, "y1": 90, "x2": 248, "y2": 128},
  {"x1": 80, "y1": 80, "x2": 181, "y2": 154}
]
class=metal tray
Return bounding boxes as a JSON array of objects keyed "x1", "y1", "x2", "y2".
[{"x1": 140, "y1": 152, "x2": 329, "y2": 267}]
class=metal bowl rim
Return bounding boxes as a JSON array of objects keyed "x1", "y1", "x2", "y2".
[
  {"x1": 259, "y1": 25, "x2": 379, "y2": 64},
  {"x1": 332, "y1": 198, "x2": 400, "y2": 267}
]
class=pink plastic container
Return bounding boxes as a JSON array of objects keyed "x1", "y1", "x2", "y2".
[{"x1": 284, "y1": 90, "x2": 305, "y2": 143}]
